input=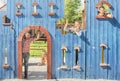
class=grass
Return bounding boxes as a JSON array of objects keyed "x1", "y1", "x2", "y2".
[{"x1": 30, "y1": 41, "x2": 47, "y2": 58}]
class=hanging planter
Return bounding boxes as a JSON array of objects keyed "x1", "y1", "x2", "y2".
[{"x1": 96, "y1": 0, "x2": 113, "y2": 19}]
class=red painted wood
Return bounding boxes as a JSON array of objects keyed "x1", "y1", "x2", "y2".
[{"x1": 18, "y1": 41, "x2": 22, "y2": 79}]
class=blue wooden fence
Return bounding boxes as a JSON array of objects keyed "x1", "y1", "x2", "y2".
[
  {"x1": 0, "y1": 0, "x2": 120, "y2": 80},
  {"x1": 85, "y1": 0, "x2": 120, "y2": 80},
  {"x1": 0, "y1": 0, "x2": 64, "y2": 79}
]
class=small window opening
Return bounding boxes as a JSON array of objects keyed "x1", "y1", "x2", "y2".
[
  {"x1": 56, "y1": 0, "x2": 86, "y2": 34},
  {"x1": 3, "y1": 15, "x2": 11, "y2": 23},
  {"x1": 99, "y1": 43, "x2": 109, "y2": 67},
  {"x1": 75, "y1": 49, "x2": 79, "y2": 65},
  {"x1": 96, "y1": 1, "x2": 113, "y2": 19},
  {"x1": 62, "y1": 49, "x2": 66, "y2": 65}
]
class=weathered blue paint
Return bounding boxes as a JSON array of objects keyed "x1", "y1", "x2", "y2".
[
  {"x1": 85, "y1": 0, "x2": 120, "y2": 80},
  {"x1": 0, "y1": 0, "x2": 120, "y2": 80},
  {"x1": 0, "y1": 0, "x2": 64, "y2": 79}
]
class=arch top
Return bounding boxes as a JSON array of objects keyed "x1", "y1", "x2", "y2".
[
  {"x1": 18, "y1": 25, "x2": 51, "y2": 42},
  {"x1": 96, "y1": 1, "x2": 112, "y2": 8}
]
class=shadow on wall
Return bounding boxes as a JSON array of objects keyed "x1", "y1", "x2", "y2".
[
  {"x1": 50, "y1": 14, "x2": 59, "y2": 19},
  {"x1": 13, "y1": 28, "x2": 17, "y2": 78},
  {"x1": 80, "y1": 31, "x2": 90, "y2": 45},
  {"x1": 33, "y1": 14, "x2": 43, "y2": 18},
  {"x1": 97, "y1": 17, "x2": 120, "y2": 28},
  {"x1": 49, "y1": 5, "x2": 59, "y2": 19},
  {"x1": 109, "y1": 17, "x2": 120, "y2": 28}
]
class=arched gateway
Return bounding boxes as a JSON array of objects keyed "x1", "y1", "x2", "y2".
[{"x1": 18, "y1": 26, "x2": 52, "y2": 79}]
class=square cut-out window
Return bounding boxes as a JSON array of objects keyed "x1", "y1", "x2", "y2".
[{"x1": 56, "y1": 0, "x2": 86, "y2": 35}]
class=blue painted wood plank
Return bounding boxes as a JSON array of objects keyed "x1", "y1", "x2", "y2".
[
  {"x1": 80, "y1": 31, "x2": 85, "y2": 79},
  {"x1": 0, "y1": 0, "x2": 120, "y2": 80},
  {"x1": 72, "y1": 35, "x2": 79, "y2": 78},
  {"x1": 55, "y1": 30, "x2": 60, "y2": 79},
  {"x1": 86, "y1": 0, "x2": 91, "y2": 79}
]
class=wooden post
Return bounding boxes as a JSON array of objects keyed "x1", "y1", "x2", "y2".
[{"x1": 81, "y1": 0, "x2": 86, "y2": 30}]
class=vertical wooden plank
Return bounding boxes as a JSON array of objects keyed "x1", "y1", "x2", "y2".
[
  {"x1": 89, "y1": 0, "x2": 96, "y2": 78},
  {"x1": 116, "y1": 0, "x2": 120, "y2": 80},
  {"x1": 111, "y1": 0, "x2": 117, "y2": 79},
  {"x1": 80, "y1": 31, "x2": 85, "y2": 79},
  {"x1": 72, "y1": 34, "x2": 79, "y2": 78},
  {"x1": 9, "y1": 0, "x2": 15, "y2": 78},
  {"x1": 55, "y1": 29, "x2": 61, "y2": 79},
  {"x1": 66, "y1": 33, "x2": 73, "y2": 78},
  {"x1": 107, "y1": 0, "x2": 117, "y2": 79},
  {"x1": 18, "y1": 41, "x2": 22, "y2": 79},
  {"x1": 86, "y1": 0, "x2": 91, "y2": 79},
  {"x1": 0, "y1": 12, "x2": 5, "y2": 79}
]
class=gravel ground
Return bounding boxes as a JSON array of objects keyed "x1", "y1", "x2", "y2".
[{"x1": 24, "y1": 58, "x2": 47, "y2": 80}]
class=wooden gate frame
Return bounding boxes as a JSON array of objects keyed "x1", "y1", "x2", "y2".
[{"x1": 18, "y1": 26, "x2": 52, "y2": 79}]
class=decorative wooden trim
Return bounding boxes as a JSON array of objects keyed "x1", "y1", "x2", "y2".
[
  {"x1": 73, "y1": 65, "x2": 81, "y2": 71},
  {"x1": 59, "y1": 65, "x2": 69, "y2": 70},
  {"x1": 100, "y1": 43, "x2": 107, "y2": 48},
  {"x1": 16, "y1": 3, "x2": 22, "y2": 7},
  {"x1": 32, "y1": 3, "x2": 38, "y2": 6},
  {"x1": 61, "y1": 46, "x2": 68, "y2": 51},
  {"x1": 2, "y1": 64, "x2": 10, "y2": 69},
  {"x1": 96, "y1": 15, "x2": 113, "y2": 19},
  {"x1": 16, "y1": 12, "x2": 22, "y2": 16},
  {"x1": 74, "y1": 46, "x2": 80, "y2": 51},
  {"x1": 18, "y1": 41, "x2": 22, "y2": 79},
  {"x1": 99, "y1": 63, "x2": 109, "y2": 67},
  {"x1": 48, "y1": 12, "x2": 56, "y2": 16},
  {"x1": 99, "y1": 43, "x2": 109, "y2": 67},
  {"x1": 48, "y1": 3, "x2": 56, "y2": 16},
  {"x1": 3, "y1": 23, "x2": 12, "y2": 26},
  {"x1": 32, "y1": 12, "x2": 39, "y2": 16},
  {"x1": 15, "y1": 3, "x2": 22, "y2": 16},
  {"x1": 48, "y1": 3, "x2": 55, "y2": 6},
  {"x1": 96, "y1": 1, "x2": 112, "y2": 8},
  {"x1": 18, "y1": 26, "x2": 52, "y2": 79}
]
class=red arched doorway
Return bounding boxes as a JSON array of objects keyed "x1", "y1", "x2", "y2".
[{"x1": 18, "y1": 25, "x2": 52, "y2": 79}]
